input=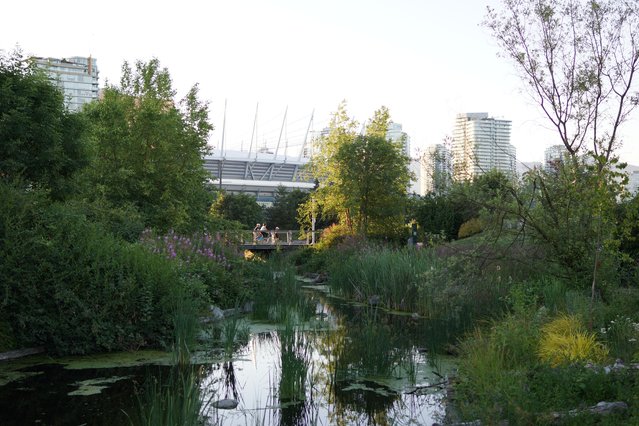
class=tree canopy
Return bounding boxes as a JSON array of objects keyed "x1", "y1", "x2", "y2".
[
  {"x1": 0, "y1": 49, "x2": 89, "y2": 199},
  {"x1": 209, "y1": 191, "x2": 264, "y2": 229},
  {"x1": 303, "y1": 103, "x2": 411, "y2": 237},
  {"x1": 81, "y1": 59, "x2": 213, "y2": 231}
]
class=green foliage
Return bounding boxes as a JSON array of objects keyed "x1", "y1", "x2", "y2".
[
  {"x1": 314, "y1": 222, "x2": 355, "y2": 251},
  {"x1": 133, "y1": 366, "x2": 208, "y2": 426},
  {"x1": 328, "y1": 245, "x2": 444, "y2": 314},
  {"x1": 600, "y1": 315, "x2": 639, "y2": 363},
  {"x1": 457, "y1": 217, "x2": 484, "y2": 239},
  {"x1": 303, "y1": 103, "x2": 410, "y2": 238},
  {"x1": 335, "y1": 133, "x2": 410, "y2": 236},
  {"x1": 413, "y1": 194, "x2": 466, "y2": 241},
  {"x1": 512, "y1": 159, "x2": 627, "y2": 293},
  {"x1": 265, "y1": 186, "x2": 308, "y2": 230},
  {"x1": 80, "y1": 58, "x2": 213, "y2": 232},
  {"x1": 139, "y1": 229, "x2": 251, "y2": 308},
  {"x1": 0, "y1": 49, "x2": 89, "y2": 199},
  {"x1": 0, "y1": 183, "x2": 188, "y2": 355},
  {"x1": 209, "y1": 191, "x2": 264, "y2": 229},
  {"x1": 63, "y1": 198, "x2": 145, "y2": 242}
]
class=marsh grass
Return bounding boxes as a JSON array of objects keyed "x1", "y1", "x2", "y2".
[
  {"x1": 328, "y1": 247, "x2": 440, "y2": 313},
  {"x1": 221, "y1": 314, "x2": 250, "y2": 358},
  {"x1": 132, "y1": 365, "x2": 209, "y2": 426},
  {"x1": 172, "y1": 293, "x2": 199, "y2": 366}
]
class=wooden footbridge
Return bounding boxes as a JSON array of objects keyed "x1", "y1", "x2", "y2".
[{"x1": 233, "y1": 229, "x2": 320, "y2": 251}]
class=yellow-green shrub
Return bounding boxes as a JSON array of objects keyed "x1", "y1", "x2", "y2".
[
  {"x1": 538, "y1": 315, "x2": 609, "y2": 367},
  {"x1": 457, "y1": 217, "x2": 484, "y2": 239}
]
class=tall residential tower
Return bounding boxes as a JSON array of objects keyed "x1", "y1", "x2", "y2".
[
  {"x1": 452, "y1": 113, "x2": 516, "y2": 181},
  {"x1": 33, "y1": 56, "x2": 99, "y2": 112},
  {"x1": 421, "y1": 144, "x2": 452, "y2": 195}
]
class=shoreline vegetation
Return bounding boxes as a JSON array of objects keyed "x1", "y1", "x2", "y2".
[{"x1": 4, "y1": 4, "x2": 639, "y2": 419}]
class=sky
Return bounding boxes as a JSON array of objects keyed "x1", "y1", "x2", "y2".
[{"x1": 2, "y1": 0, "x2": 638, "y2": 164}]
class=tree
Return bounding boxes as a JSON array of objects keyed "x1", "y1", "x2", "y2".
[
  {"x1": 302, "y1": 101, "x2": 358, "y2": 229},
  {"x1": 485, "y1": 0, "x2": 639, "y2": 166},
  {"x1": 210, "y1": 191, "x2": 263, "y2": 229},
  {"x1": 0, "y1": 49, "x2": 89, "y2": 199},
  {"x1": 265, "y1": 186, "x2": 308, "y2": 230},
  {"x1": 81, "y1": 59, "x2": 213, "y2": 231},
  {"x1": 302, "y1": 103, "x2": 411, "y2": 237},
  {"x1": 484, "y1": 1, "x2": 639, "y2": 304}
]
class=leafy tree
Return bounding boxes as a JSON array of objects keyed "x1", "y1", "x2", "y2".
[
  {"x1": 302, "y1": 103, "x2": 410, "y2": 237},
  {"x1": 210, "y1": 191, "x2": 263, "y2": 229},
  {"x1": 81, "y1": 59, "x2": 213, "y2": 231},
  {"x1": 265, "y1": 186, "x2": 308, "y2": 230},
  {"x1": 302, "y1": 101, "x2": 357, "y2": 229},
  {"x1": 484, "y1": 0, "x2": 639, "y2": 305},
  {"x1": 335, "y1": 133, "x2": 410, "y2": 236},
  {"x1": 414, "y1": 194, "x2": 466, "y2": 241},
  {"x1": 0, "y1": 49, "x2": 89, "y2": 199}
]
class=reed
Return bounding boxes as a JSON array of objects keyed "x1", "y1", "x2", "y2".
[{"x1": 328, "y1": 247, "x2": 440, "y2": 313}]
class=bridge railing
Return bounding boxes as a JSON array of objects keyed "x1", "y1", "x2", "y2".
[{"x1": 214, "y1": 229, "x2": 321, "y2": 246}]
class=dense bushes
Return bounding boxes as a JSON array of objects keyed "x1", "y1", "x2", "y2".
[
  {"x1": 139, "y1": 228, "x2": 252, "y2": 306},
  {"x1": 0, "y1": 184, "x2": 190, "y2": 354}
]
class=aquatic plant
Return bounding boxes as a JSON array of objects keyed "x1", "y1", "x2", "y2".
[
  {"x1": 132, "y1": 366, "x2": 209, "y2": 426},
  {"x1": 220, "y1": 314, "x2": 250, "y2": 358}
]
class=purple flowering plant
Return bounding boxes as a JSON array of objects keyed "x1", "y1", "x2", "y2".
[{"x1": 140, "y1": 228, "x2": 235, "y2": 270}]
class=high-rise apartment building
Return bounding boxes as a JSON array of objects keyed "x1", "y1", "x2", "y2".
[
  {"x1": 33, "y1": 56, "x2": 99, "y2": 112},
  {"x1": 386, "y1": 122, "x2": 410, "y2": 157},
  {"x1": 452, "y1": 113, "x2": 516, "y2": 181},
  {"x1": 421, "y1": 144, "x2": 452, "y2": 195}
]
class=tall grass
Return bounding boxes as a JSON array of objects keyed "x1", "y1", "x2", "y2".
[
  {"x1": 328, "y1": 247, "x2": 440, "y2": 313},
  {"x1": 133, "y1": 366, "x2": 209, "y2": 426},
  {"x1": 133, "y1": 294, "x2": 210, "y2": 426},
  {"x1": 221, "y1": 314, "x2": 250, "y2": 358}
]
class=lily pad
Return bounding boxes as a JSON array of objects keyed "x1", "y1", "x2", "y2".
[{"x1": 68, "y1": 375, "x2": 133, "y2": 396}]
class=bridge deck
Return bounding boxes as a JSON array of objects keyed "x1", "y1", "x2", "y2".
[{"x1": 239, "y1": 241, "x2": 310, "y2": 251}]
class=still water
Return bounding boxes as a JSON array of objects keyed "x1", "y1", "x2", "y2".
[{"x1": 0, "y1": 285, "x2": 461, "y2": 425}]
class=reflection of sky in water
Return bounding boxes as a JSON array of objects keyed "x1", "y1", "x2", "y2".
[{"x1": 202, "y1": 309, "x2": 449, "y2": 426}]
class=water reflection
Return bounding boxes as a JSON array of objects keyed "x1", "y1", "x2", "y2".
[
  {"x1": 204, "y1": 289, "x2": 455, "y2": 425},
  {"x1": 0, "y1": 285, "x2": 458, "y2": 425}
]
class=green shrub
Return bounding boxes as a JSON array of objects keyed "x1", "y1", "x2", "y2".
[{"x1": 0, "y1": 184, "x2": 194, "y2": 355}]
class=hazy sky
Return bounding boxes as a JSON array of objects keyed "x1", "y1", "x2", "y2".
[{"x1": 3, "y1": 0, "x2": 638, "y2": 163}]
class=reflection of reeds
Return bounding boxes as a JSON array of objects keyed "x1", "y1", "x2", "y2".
[{"x1": 278, "y1": 315, "x2": 313, "y2": 404}]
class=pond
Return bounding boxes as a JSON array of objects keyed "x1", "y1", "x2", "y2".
[{"x1": 0, "y1": 281, "x2": 464, "y2": 425}]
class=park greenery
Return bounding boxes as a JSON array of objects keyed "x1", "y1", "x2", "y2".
[{"x1": 2, "y1": 0, "x2": 639, "y2": 422}]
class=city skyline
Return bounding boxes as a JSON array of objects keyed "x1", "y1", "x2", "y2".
[{"x1": 3, "y1": 0, "x2": 638, "y2": 164}]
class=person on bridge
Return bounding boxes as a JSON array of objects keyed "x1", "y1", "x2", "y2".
[
  {"x1": 253, "y1": 224, "x2": 262, "y2": 242},
  {"x1": 272, "y1": 227, "x2": 280, "y2": 242},
  {"x1": 260, "y1": 224, "x2": 269, "y2": 241}
]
